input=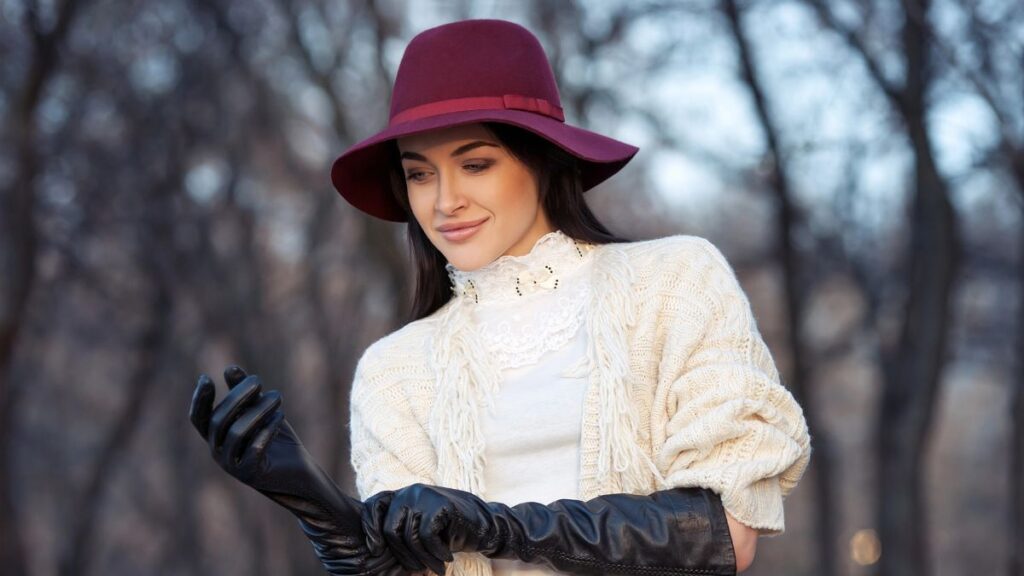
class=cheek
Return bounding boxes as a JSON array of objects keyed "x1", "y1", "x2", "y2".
[
  {"x1": 501, "y1": 171, "x2": 540, "y2": 214},
  {"x1": 407, "y1": 192, "x2": 433, "y2": 230}
]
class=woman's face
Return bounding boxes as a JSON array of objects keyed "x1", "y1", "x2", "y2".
[{"x1": 396, "y1": 123, "x2": 554, "y2": 271}]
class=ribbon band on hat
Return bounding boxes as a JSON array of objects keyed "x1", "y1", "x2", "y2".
[{"x1": 389, "y1": 94, "x2": 566, "y2": 127}]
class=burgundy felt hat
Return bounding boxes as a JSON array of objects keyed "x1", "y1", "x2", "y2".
[{"x1": 329, "y1": 18, "x2": 640, "y2": 223}]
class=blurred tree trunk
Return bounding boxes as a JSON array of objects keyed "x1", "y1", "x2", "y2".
[
  {"x1": 802, "y1": 1, "x2": 962, "y2": 575},
  {"x1": 993, "y1": 95, "x2": 1024, "y2": 576},
  {"x1": 57, "y1": 80, "x2": 188, "y2": 573},
  {"x1": 930, "y1": 3, "x2": 1024, "y2": 571},
  {"x1": 1001, "y1": 101, "x2": 1024, "y2": 576},
  {"x1": 56, "y1": 213, "x2": 172, "y2": 576},
  {"x1": 167, "y1": 345, "x2": 207, "y2": 575},
  {"x1": 0, "y1": 1, "x2": 85, "y2": 573},
  {"x1": 1015, "y1": 207, "x2": 1024, "y2": 576},
  {"x1": 720, "y1": 2, "x2": 837, "y2": 575},
  {"x1": 879, "y1": 3, "x2": 960, "y2": 576}
]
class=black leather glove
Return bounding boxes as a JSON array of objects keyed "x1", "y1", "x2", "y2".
[
  {"x1": 189, "y1": 365, "x2": 409, "y2": 576},
  {"x1": 362, "y1": 483, "x2": 737, "y2": 576}
]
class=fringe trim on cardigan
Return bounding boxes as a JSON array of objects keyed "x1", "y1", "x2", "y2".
[
  {"x1": 429, "y1": 296, "x2": 501, "y2": 576},
  {"x1": 585, "y1": 244, "x2": 667, "y2": 494},
  {"x1": 428, "y1": 295, "x2": 503, "y2": 496}
]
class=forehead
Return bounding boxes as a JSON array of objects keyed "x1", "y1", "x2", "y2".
[{"x1": 396, "y1": 123, "x2": 495, "y2": 154}]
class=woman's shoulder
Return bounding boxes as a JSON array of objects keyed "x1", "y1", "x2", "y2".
[
  {"x1": 354, "y1": 314, "x2": 439, "y2": 377},
  {"x1": 594, "y1": 233, "x2": 731, "y2": 278}
]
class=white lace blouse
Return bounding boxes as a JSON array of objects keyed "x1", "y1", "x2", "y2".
[{"x1": 445, "y1": 230, "x2": 595, "y2": 575}]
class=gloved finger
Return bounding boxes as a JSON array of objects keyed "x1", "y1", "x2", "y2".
[
  {"x1": 222, "y1": 390, "x2": 282, "y2": 467},
  {"x1": 406, "y1": 512, "x2": 447, "y2": 576},
  {"x1": 208, "y1": 374, "x2": 262, "y2": 454},
  {"x1": 224, "y1": 365, "x2": 247, "y2": 389},
  {"x1": 189, "y1": 374, "x2": 216, "y2": 439},
  {"x1": 362, "y1": 491, "x2": 394, "y2": 557},
  {"x1": 384, "y1": 505, "x2": 428, "y2": 572},
  {"x1": 240, "y1": 410, "x2": 284, "y2": 469},
  {"x1": 419, "y1": 511, "x2": 454, "y2": 572}
]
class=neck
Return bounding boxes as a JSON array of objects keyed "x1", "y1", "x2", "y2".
[{"x1": 445, "y1": 230, "x2": 596, "y2": 305}]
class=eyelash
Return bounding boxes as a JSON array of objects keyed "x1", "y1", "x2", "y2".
[{"x1": 406, "y1": 162, "x2": 492, "y2": 183}]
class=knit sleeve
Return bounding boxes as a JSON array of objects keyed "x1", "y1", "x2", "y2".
[
  {"x1": 348, "y1": 339, "x2": 437, "y2": 500},
  {"x1": 656, "y1": 238, "x2": 812, "y2": 537}
]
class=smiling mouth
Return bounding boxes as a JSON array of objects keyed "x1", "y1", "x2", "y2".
[
  {"x1": 437, "y1": 217, "x2": 488, "y2": 232},
  {"x1": 439, "y1": 219, "x2": 487, "y2": 241}
]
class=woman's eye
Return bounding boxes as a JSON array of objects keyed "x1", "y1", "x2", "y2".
[
  {"x1": 405, "y1": 162, "x2": 491, "y2": 183},
  {"x1": 464, "y1": 161, "x2": 493, "y2": 173}
]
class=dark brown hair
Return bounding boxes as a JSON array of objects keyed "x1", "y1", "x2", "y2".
[{"x1": 386, "y1": 121, "x2": 631, "y2": 323}]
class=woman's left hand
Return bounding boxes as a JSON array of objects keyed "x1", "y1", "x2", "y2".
[{"x1": 362, "y1": 484, "x2": 501, "y2": 576}]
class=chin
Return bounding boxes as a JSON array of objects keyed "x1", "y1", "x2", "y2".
[
  {"x1": 446, "y1": 255, "x2": 488, "y2": 272},
  {"x1": 443, "y1": 245, "x2": 496, "y2": 271}
]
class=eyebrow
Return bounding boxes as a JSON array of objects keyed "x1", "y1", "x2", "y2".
[{"x1": 400, "y1": 140, "x2": 499, "y2": 162}]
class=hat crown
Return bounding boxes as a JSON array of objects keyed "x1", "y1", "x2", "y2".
[{"x1": 389, "y1": 19, "x2": 561, "y2": 121}]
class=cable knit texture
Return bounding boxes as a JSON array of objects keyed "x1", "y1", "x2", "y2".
[{"x1": 348, "y1": 231, "x2": 813, "y2": 576}]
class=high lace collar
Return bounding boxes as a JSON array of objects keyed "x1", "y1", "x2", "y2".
[{"x1": 445, "y1": 230, "x2": 596, "y2": 305}]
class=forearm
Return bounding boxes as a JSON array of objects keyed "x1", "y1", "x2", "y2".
[
  {"x1": 489, "y1": 488, "x2": 735, "y2": 575},
  {"x1": 725, "y1": 511, "x2": 757, "y2": 573},
  {"x1": 367, "y1": 483, "x2": 738, "y2": 576}
]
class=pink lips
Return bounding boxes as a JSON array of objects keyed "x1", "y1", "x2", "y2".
[{"x1": 438, "y1": 218, "x2": 487, "y2": 242}]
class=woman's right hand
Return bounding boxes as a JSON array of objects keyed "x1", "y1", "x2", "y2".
[
  {"x1": 189, "y1": 365, "x2": 411, "y2": 576},
  {"x1": 189, "y1": 366, "x2": 284, "y2": 488}
]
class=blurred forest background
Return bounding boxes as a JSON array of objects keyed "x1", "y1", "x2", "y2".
[{"x1": 1, "y1": 0, "x2": 1022, "y2": 575}]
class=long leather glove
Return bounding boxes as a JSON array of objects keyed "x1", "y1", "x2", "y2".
[
  {"x1": 362, "y1": 483, "x2": 736, "y2": 576},
  {"x1": 189, "y1": 365, "x2": 409, "y2": 576}
]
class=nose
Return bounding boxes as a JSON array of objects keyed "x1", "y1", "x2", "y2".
[{"x1": 435, "y1": 168, "x2": 466, "y2": 215}]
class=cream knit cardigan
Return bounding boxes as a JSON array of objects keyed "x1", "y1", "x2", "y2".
[{"x1": 348, "y1": 234, "x2": 813, "y2": 576}]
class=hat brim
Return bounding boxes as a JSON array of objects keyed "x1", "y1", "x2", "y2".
[{"x1": 330, "y1": 109, "x2": 639, "y2": 223}]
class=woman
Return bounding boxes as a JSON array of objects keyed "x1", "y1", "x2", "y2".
[{"x1": 190, "y1": 18, "x2": 811, "y2": 576}]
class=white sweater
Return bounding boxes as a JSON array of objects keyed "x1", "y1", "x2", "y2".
[{"x1": 348, "y1": 230, "x2": 812, "y2": 576}]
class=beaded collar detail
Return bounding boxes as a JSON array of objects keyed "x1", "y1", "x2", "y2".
[{"x1": 445, "y1": 230, "x2": 596, "y2": 305}]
